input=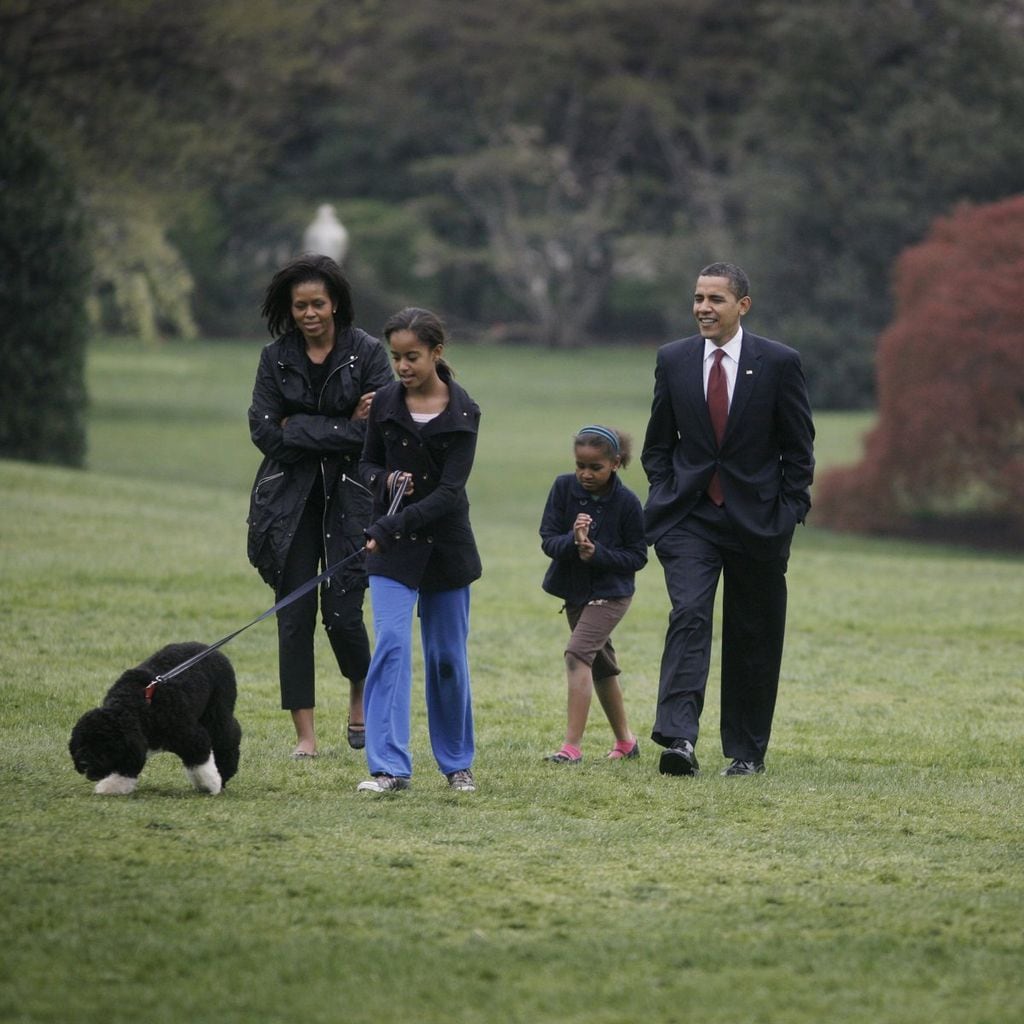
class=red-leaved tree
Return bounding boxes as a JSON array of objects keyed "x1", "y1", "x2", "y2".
[{"x1": 814, "y1": 194, "x2": 1024, "y2": 546}]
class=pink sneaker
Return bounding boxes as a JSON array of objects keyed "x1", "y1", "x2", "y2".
[
  {"x1": 606, "y1": 739, "x2": 640, "y2": 760},
  {"x1": 544, "y1": 749, "x2": 582, "y2": 764}
]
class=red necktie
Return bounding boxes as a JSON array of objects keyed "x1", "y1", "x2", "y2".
[{"x1": 707, "y1": 348, "x2": 728, "y2": 506}]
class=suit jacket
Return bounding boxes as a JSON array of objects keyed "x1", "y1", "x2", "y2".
[{"x1": 642, "y1": 330, "x2": 815, "y2": 559}]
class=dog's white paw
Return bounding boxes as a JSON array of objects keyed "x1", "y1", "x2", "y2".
[
  {"x1": 94, "y1": 774, "x2": 138, "y2": 796},
  {"x1": 185, "y1": 755, "x2": 223, "y2": 794}
]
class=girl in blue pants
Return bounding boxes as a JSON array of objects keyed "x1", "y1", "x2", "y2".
[{"x1": 358, "y1": 308, "x2": 482, "y2": 792}]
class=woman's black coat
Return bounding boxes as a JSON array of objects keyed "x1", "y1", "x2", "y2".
[
  {"x1": 360, "y1": 369, "x2": 482, "y2": 592},
  {"x1": 247, "y1": 327, "x2": 393, "y2": 589}
]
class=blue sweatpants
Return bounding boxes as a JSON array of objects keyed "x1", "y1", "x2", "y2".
[{"x1": 364, "y1": 575, "x2": 475, "y2": 778}]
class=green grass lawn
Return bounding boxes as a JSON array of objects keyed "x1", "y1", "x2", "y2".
[{"x1": 1, "y1": 339, "x2": 1021, "y2": 1024}]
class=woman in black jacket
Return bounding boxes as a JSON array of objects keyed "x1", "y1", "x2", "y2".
[
  {"x1": 247, "y1": 254, "x2": 393, "y2": 758},
  {"x1": 356, "y1": 308, "x2": 481, "y2": 793}
]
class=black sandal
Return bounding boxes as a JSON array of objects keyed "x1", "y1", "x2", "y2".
[{"x1": 347, "y1": 721, "x2": 366, "y2": 750}]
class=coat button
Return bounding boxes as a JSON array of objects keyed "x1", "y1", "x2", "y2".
[{"x1": 411, "y1": 533, "x2": 418, "y2": 540}]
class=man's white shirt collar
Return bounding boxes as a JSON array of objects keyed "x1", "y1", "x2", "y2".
[{"x1": 704, "y1": 326, "x2": 743, "y2": 362}]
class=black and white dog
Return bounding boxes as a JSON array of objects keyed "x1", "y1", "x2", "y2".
[{"x1": 69, "y1": 642, "x2": 242, "y2": 796}]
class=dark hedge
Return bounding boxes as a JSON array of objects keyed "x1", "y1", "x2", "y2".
[{"x1": 0, "y1": 84, "x2": 91, "y2": 468}]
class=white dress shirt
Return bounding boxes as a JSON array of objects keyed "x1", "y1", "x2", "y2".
[{"x1": 703, "y1": 328, "x2": 743, "y2": 405}]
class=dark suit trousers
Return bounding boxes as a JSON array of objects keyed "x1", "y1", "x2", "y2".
[{"x1": 651, "y1": 501, "x2": 789, "y2": 761}]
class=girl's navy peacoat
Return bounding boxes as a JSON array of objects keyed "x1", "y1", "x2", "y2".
[
  {"x1": 540, "y1": 473, "x2": 647, "y2": 605},
  {"x1": 360, "y1": 367, "x2": 482, "y2": 591}
]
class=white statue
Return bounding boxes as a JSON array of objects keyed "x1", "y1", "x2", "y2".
[{"x1": 303, "y1": 203, "x2": 349, "y2": 263}]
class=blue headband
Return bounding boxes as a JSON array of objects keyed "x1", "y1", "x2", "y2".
[{"x1": 576, "y1": 425, "x2": 620, "y2": 453}]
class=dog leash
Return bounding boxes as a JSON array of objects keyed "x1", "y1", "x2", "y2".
[
  {"x1": 144, "y1": 546, "x2": 365, "y2": 700},
  {"x1": 145, "y1": 473, "x2": 410, "y2": 701}
]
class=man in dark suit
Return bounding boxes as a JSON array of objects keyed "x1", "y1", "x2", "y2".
[{"x1": 642, "y1": 262, "x2": 815, "y2": 776}]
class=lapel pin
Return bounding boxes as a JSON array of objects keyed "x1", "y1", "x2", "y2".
[{"x1": 745, "y1": 369, "x2": 753, "y2": 375}]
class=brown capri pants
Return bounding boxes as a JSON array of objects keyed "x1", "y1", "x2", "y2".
[{"x1": 564, "y1": 596, "x2": 632, "y2": 681}]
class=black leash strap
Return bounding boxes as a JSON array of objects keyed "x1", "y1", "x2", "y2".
[
  {"x1": 387, "y1": 470, "x2": 409, "y2": 512},
  {"x1": 145, "y1": 473, "x2": 410, "y2": 700},
  {"x1": 145, "y1": 546, "x2": 365, "y2": 699}
]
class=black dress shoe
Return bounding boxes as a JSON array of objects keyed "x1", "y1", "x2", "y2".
[
  {"x1": 721, "y1": 759, "x2": 765, "y2": 776},
  {"x1": 659, "y1": 739, "x2": 700, "y2": 776}
]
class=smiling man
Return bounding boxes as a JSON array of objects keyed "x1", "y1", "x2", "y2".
[{"x1": 641, "y1": 262, "x2": 815, "y2": 778}]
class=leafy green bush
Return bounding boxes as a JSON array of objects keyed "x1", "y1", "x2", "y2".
[{"x1": 85, "y1": 189, "x2": 198, "y2": 345}]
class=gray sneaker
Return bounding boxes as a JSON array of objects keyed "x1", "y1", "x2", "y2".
[
  {"x1": 356, "y1": 774, "x2": 410, "y2": 793},
  {"x1": 446, "y1": 768, "x2": 476, "y2": 792}
]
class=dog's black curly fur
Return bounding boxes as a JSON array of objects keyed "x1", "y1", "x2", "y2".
[{"x1": 69, "y1": 642, "x2": 242, "y2": 794}]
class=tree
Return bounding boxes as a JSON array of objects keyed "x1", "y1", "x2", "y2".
[
  {"x1": 6, "y1": 0, "x2": 1024, "y2": 375},
  {"x1": 741, "y1": 0, "x2": 1024, "y2": 407},
  {"x1": 0, "y1": 0, "x2": 340, "y2": 339},
  {"x1": 813, "y1": 195, "x2": 1024, "y2": 546},
  {"x1": 313, "y1": 0, "x2": 765, "y2": 346},
  {"x1": 0, "y1": 84, "x2": 90, "y2": 467},
  {"x1": 275, "y1": 0, "x2": 1024, "y2": 374}
]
